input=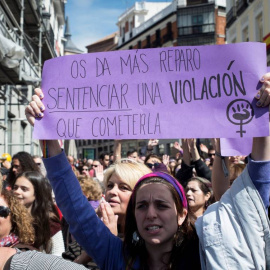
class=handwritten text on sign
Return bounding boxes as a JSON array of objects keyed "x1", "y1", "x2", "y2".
[{"x1": 33, "y1": 43, "x2": 268, "y2": 139}]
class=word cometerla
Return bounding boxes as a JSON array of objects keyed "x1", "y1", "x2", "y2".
[{"x1": 55, "y1": 113, "x2": 161, "y2": 138}]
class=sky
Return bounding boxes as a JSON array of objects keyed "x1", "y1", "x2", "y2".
[{"x1": 65, "y1": 0, "x2": 171, "y2": 53}]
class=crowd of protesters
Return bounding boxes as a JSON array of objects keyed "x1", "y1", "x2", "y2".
[{"x1": 0, "y1": 73, "x2": 269, "y2": 269}]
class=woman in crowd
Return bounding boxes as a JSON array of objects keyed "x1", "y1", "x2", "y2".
[
  {"x1": 78, "y1": 176, "x2": 102, "y2": 210},
  {"x1": 10, "y1": 73, "x2": 268, "y2": 269},
  {"x1": 185, "y1": 177, "x2": 214, "y2": 218},
  {"x1": 7, "y1": 152, "x2": 40, "y2": 187},
  {"x1": 68, "y1": 159, "x2": 151, "y2": 267},
  {"x1": 0, "y1": 189, "x2": 35, "y2": 249},
  {"x1": 144, "y1": 153, "x2": 169, "y2": 173},
  {"x1": 102, "y1": 159, "x2": 151, "y2": 235},
  {"x1": 12, "y1": 171, "x2": 65, "y2": 256}
]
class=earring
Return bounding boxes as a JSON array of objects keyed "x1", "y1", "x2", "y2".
[
  {"x1": 175, "y1": 226, "x2": 183, "y2": 247},
  {"x1": 132, "y1": 231, "x2": 143, "y2": 246}
]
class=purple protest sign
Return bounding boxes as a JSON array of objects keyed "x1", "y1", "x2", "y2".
[
  {"x1": 33, "y1": 42, "x2": 268, "y2": 139},
  {"x1": 220, "y1": 137, "x2": 252, "y2": 156},
  {"x1": 220, "y1": 66, "x2": 270, "y2": 156}
]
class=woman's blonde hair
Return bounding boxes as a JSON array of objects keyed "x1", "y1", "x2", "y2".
[
  {"x1": 1, "y1": 189, "x2": 35, "y2": 244},
  {"x1": 104, "y1": 159, "x2": 151, "y2": 190},
  {"x1": 78, "y1": 175, "x2": 102, "y2": 201}
]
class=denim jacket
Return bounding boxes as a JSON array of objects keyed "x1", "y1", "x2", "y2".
[{"x1": 195, "y1": 168, "x2": 270, "y2": 270}]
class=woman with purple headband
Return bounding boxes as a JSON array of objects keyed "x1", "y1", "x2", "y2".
[{"x1": 2, "y1": 73, "x2": 269, "y2": 269}]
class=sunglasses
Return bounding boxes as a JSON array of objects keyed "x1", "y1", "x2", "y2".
[
  {"x1": 208, "y1": 153, "x2": 216, "y2": 157},
  {"x1": 82, "y1": 168, "x2": 89, "y2": 171},
  {"x1": 146, "y1": 162, "x2": 160, "y2": 169},
  {"x1": 0, "y1": 206, "x2": 11, "y2": 218}
]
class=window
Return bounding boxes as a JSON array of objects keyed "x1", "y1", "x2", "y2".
[{"x1": 192, "y1": 14, "x2": 203, "y2": 25}]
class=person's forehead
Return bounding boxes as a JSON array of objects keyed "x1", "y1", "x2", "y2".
[
  {"x1": 136, "y1": 183, "x2": 172, "y2": 199},
  {"x1": 108, "y1": 172, "x2": 129, "y2": 185},
  {"x1": 15, "y1": 176, "x2": 32, "y2": 187},
  {"x1": 12, "y1": 159, "x2": 20, "y2": 165},
  {"x1": 34, "y1": 157, "x2": 42, "y2": 162},
  {"x1": 186, "y1": 180, "x2": 200, "y2": 189}
]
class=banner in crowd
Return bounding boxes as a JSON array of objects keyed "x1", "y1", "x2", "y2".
[
  {"x1": 34, "y1": 42, "x2": 268, "y2": 139},
  {"x1": 220, "y1": 66, "x2": 270, "y2": 156}
]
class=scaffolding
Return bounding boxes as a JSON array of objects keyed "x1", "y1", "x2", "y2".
[{"x1": 0, "y1": 0, "x2": 65, "y2": 156}]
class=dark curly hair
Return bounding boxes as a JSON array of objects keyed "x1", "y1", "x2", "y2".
[
  {"x1": 7, "y1": 152, "x2": 40, "y2": 187},
  {"x1": 13, "y1": 171, "x2": 60, "y2": 253}
]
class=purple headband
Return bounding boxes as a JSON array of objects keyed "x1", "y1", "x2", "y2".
[{"x1": 132, "y1": 172, "x2": 188, "y2": 209}]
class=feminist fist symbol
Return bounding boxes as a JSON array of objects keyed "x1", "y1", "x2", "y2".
[{"x1": 226, "y1": 99, "x2": 254, "y2": 137}]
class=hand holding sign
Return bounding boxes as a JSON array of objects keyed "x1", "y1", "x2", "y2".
[
  {"x1": 25, "y1": 88, "x2": 44, "y2": 126},
  {"x1": 255, "y1": 73, "x2": 270, "y2": 107}
]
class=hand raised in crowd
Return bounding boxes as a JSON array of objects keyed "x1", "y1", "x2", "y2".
[
  {"x1": 255, "y1": 73, "x2": 270, "y2": 107},
  {"x1": 162, "y1": 154, "x2": 170, "y2": 167},
  {"x1": 200, "y1": 143, "x2": 209, "y2": 154},
  {"x1": 99, "y1": 199, "x2": 118, "y2": 236},
  {"x1": 25, "y1": 88, "x2": 44, "y2": 126},
  {"x1": 94, "y1": 164, "x2": 104, "y2": 182},
  {"x1": 181, "y1": 138, "x2": 191, "y2": 165},
  {"x1": 173, "y1": 141, "x2": 182, "y2": 151},
  {"x1": 148, "y1": 139, "x2": 159, "y2": 149}
]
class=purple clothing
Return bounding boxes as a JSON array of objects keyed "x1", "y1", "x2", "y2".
[{"x1": 88, "y1": 200, "x2": 100, "y2": 210}]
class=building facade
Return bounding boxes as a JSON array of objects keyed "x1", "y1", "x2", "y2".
[
  {"x1": 117, "y1": 1, "x2": 177, "y2": 50},
  {"x1": 0, "y1": 0, "x2": 66, "y2": 156},
  {"x1": 117, "y1": 0, "x2": 226, "y2": 50},
  {"x1": 226, "y1": 0, "x2": 270, "y2": 65}
]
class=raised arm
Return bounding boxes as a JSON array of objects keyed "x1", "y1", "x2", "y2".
[
  {"x1": 189, "y1": 139, "x2": 212, "y2": 181},
  {"x1": 248, "y1": 73, "x2": 270, "y2": 210},
  {"x1": 211, "y1": 138, "x2": 230, "y2": 201},
  {"x1": 25, "y1": 88, "x2": 124, "y2": 269},
  {"x1": 113, "y1": 140, "x2": 122, "y2": 163}
]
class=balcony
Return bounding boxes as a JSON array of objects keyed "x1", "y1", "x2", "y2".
[
  {"x1": 236, "y1": 0, "x2": 248, "y2": 16},
  {"x1": 178, "y1": 23, "x2": 215, "y2": 36},
  {"x1": 226, "y1": 6, "x2": 236, "y2": 28}
]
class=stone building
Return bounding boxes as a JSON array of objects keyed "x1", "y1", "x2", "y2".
[{"x1": 226, "y1": 0, "x2": 270, "y2": 65}]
